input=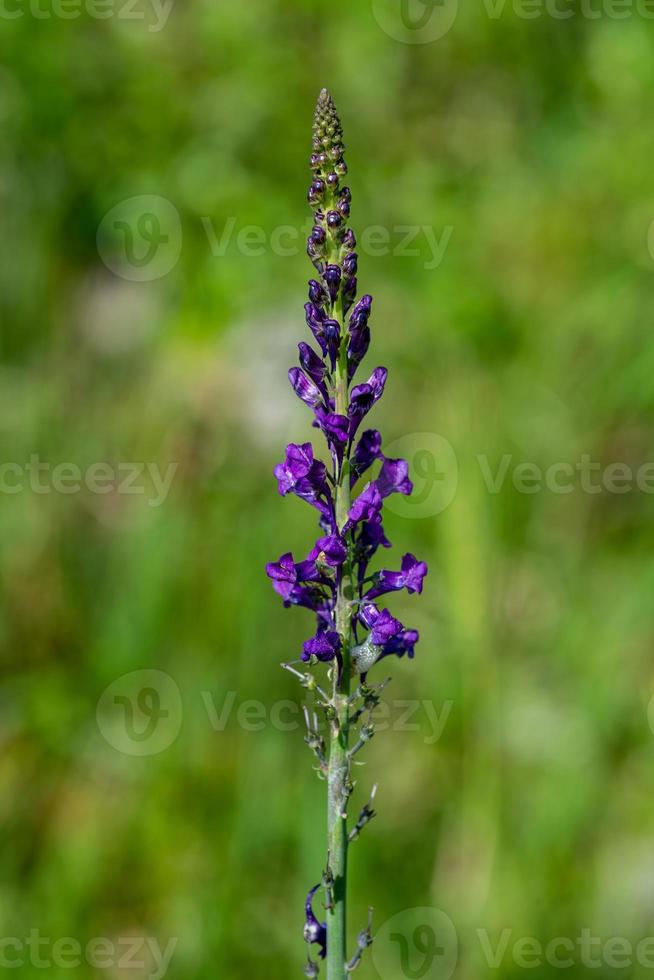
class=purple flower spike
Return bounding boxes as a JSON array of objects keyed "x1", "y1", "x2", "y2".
[
  {"x1": 268, "y1": 92, "x2": 430, "y2": 966},
  {"x1": 304, "y1": 886, "x2": 327, "y2": 958}
]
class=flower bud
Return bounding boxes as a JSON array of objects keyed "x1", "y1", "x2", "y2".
[
  {"x1": 343, "y1": 252, "x2": 358, "y2": 276},
  {"x1": 308, "y1": 279, "x2": 326, "y2": 305},
  {"x1": 324, "y1": 264, "x2": 341, "y2": 303}
]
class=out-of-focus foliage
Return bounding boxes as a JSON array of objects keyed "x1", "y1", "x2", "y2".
[{"x1": 2, "y1": 2, "x2": 654, "y2": 978}]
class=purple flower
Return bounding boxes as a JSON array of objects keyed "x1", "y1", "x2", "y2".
[
  {"x1": 349, "y1": 295, "x2": 372, "y2": 334},
  {"x1": 346, "y1": 482, "x2": 382, "y2": 529},
  {"x1": 351, "y1": 429, "x2": 382, "y2": 485},
  {"x1": 343, "y1": 252, "x2": 358, "y2": 277},
  {"x1": 347, "y1": 369, "x2": 387, "y2": 438},
  {"x1": 274, "y1": 443, "x2": 331, "y2": 519},
  {"x1": 304, "y1": 886, "x2": 327, "y2": 958},
  {"x1": 322, "y1": 318, "x2": 341, "y2": 370},
  {"x1": 376, "y1": 457, "x2": 413, "y2": 498},
  {"x1": 342, "y1": 276, "x2": 357, "y2": 314},
  {"x1": 365, "y1": 553, "x2": 428, "y2": 599},
  {"x1": 298, "y1": 343, "x2": 328, "y2": 396},
  {"x1": 289, "y1": 367, "x2": 324, "y2": 409},
  {"x1": 347, "y1": 295, "x2": 373, "y2": 379},
  {"x1": 308, "y1": 279, "x2": 326, "y2": 305},
  {"x1": 303, "y1": 628, "x2": 341, "y2": 663},
  {"x1": 324, "y1": 264, "x2": 341, "y2": 303},
  {"x1": 266, "y1": 552, "x2": 319, "y2": 601},
  {"x1": 381, "y1": 628, "x2": 419, "y2": 660},
  {"x1": 305, "y1": 302, "x2": 328, "y2": 357},
  {"x1": 359, "y1": 602, "x2": 404, "y2": 645},
  {"x1": 314, "y1": 408, "x2": 349, "y2": 453},
  {"x1": 308, "y1": 534, "x2": 348, "y2": 567}
]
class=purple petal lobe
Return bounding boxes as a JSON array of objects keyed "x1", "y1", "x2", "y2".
[{"x1": 376, "y1": 457, "x2": 413, "y2": 498}]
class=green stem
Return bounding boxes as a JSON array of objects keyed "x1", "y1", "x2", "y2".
[{"x1": 327, "y1": 296, "x2": 351, "y2": 980}]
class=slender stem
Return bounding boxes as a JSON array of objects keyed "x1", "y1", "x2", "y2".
[{"x1": 327, "y1": 295, "x2": 352, "y2": 980}]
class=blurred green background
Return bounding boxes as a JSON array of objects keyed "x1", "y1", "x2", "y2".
[{"x1": 2, "y1": 1, "x2": 654, "y2": 977}]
